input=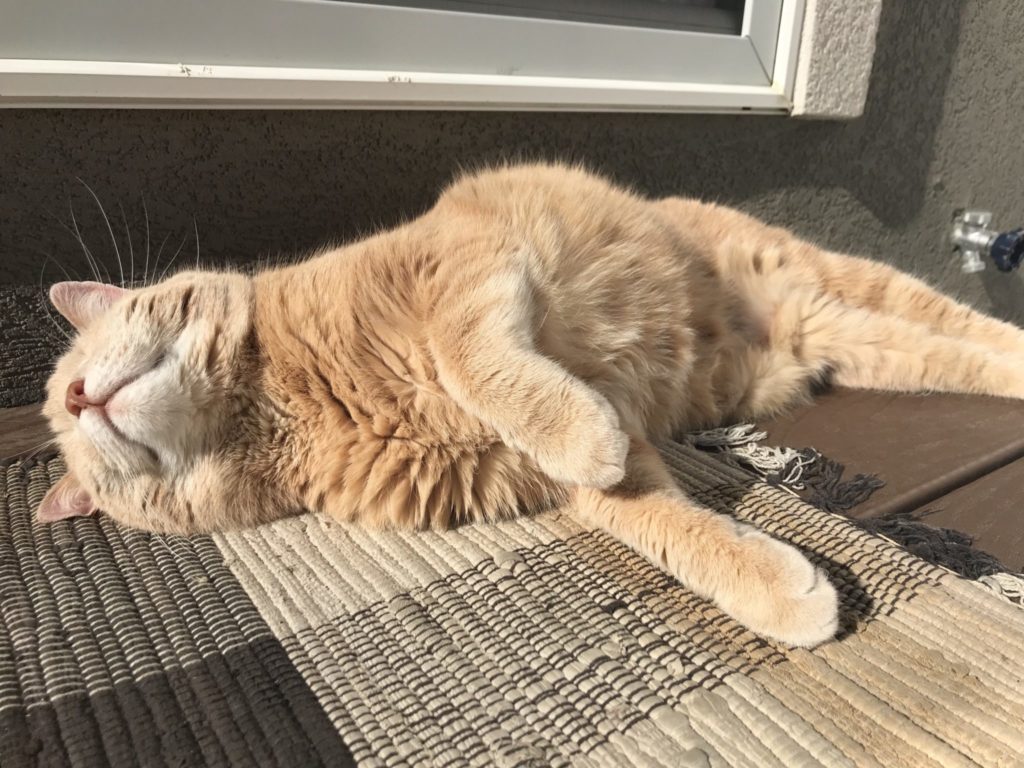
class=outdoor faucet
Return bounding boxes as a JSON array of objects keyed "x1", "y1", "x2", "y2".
[{"x1": 951, "y1": 210, "x2": 1024, "y2": 274}]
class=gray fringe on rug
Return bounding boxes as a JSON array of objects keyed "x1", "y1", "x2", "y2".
[
  {"x1": 685, "y1": 424, "x2": 1014, "y2": 582},
  {"x1": 683, "y1": 425, "x2": 883, "y2": 513}
]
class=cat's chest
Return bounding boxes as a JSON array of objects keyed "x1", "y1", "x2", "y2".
[
  {"x1": 288, "y1": 329, "x2": 485, "y2": 451},
  {"x1": 286, "y1": 350, "x2": 527, "y2": 527}
]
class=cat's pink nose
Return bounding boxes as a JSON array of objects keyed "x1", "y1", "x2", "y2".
[{"x1": 65, "y1": 379, "x2": 97, "y2": 418}]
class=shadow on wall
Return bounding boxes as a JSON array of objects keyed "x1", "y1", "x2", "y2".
[
  {"x1": 0, "y1": 0, "x2": 966, "y2": 285},
  {"x1": 980, "y1": 268, "x2": 1024, "y2": 326}
]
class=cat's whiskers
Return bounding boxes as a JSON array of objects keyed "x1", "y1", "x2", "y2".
[
  {"x1": 0, "y1": 437, "x2": 58, "y2": 464},
  {"x1": 193, "y1": 217, "x2": 201, "y2": 271},
  {"x1": 119, "y1": 202, "x2": 136, "y2": 287},
  {"x1": 56, "y1": 205, "x2": 106, "y2": 284},
  {"x1": 37, "y1": 255, "x2": 74, "y2": 344},
  {"x1": 153, "y1": 532, "x2": 195, "y2": 562},
  {"x1": 157, "y1": 230, "x2": 190, "y2": 284},
  {"x1": 38, "y1": 311, "x2": 73, "y2": 346},
  {"x1": 142, "y1": 194, "x2": 152, "y2": 286},
  {"x1": 77, "y1": 177, "x2": 125, "y2": 287},
  {"x1": 150, "y1": 231, "x2": 171, "y2": 287}
]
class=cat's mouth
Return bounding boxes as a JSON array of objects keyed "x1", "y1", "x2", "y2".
[
  {"x1": 75, "y1": 387, "x2": 162, "y2": 468},
  {"x1": 96, "y1": 409, "x2": 135, "y2": 445},
  {"x1": 83, "y1": 406, "x2": 155, "y2": 456},
  {"x1": 94, "y1": 369, "x2": 146, "y2": 406}
]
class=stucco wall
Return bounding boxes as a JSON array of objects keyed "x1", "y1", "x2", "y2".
[
  {"x1": 1, "y1": 0, "x2": 1022, "y2": 406},
  {"x1": 792, "y1": 0, "x2": 884, "y2": 118}
]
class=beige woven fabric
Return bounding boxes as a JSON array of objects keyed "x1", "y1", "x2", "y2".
[
  {"x1": 213, "y1": 442, "x2": 1024, "y2": 768},
  {"x1": 1, "y1": 456, "x2": 353, "y2": 768},
  {"x1": 4, "y1": 444, "x2": 1023, "y2": 766}
]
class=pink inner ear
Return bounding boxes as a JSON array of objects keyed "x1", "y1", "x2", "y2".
[
  {"x1": 49, "y1": 281, "x2": 127, "y2": 330},
  {"x1": 37, "y1": 473, "x2": 97, "y2": 523}
]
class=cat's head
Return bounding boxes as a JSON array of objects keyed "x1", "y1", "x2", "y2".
[{"x1": 41, "y1": 272, "x2": 284, "y2": 534}]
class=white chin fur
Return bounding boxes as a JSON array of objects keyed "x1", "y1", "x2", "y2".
[
  {"x1": 110, "y1": 374, "x2": 196, "y2": 466},
  {"x1": 78, "y1": 409, "x2": 155, "y2": 475}
]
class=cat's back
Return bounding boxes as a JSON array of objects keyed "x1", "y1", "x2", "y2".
[
  {"x1": 439, "y1": 162, "x2": 626, "y2": 205},
  {"x1": 435, "y1": 163, "x2": 657, "y2": 244},
  {"x1": 432, "y1": 163, "x2": 694, "y2": 323}
]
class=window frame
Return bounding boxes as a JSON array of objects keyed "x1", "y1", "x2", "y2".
[{"x1": 0, "y1": 0, "x2": 806, "y2": 113}]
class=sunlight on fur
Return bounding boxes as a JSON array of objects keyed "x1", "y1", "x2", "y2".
[{"x1": 40, "y1": 163, "x2": 1024, "y2": 648}]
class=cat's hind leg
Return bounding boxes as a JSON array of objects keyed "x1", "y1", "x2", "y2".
[
  {"x1": 795, "y1": 294, "x2": 1024, "y2": 398},
  {"x1": 572, "y1": 436, "x2": 839, "y2": 647},
  {"x1": 806, "y1": 249, "x2": 1024, "y2": 357}
]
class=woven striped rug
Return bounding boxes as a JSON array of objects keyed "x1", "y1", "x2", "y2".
[{"x1": 3, "y1": 443, "x2": 1023, "y2": 767}]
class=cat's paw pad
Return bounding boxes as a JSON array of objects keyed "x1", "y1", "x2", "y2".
[
  {"x1": 534, "y1": 392, "x2": 629, "y2": 489},
  {"x1": 724, "y1": 530, "x2": 839, "y2": 648}
]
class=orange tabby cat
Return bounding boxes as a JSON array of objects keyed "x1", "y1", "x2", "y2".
[{"x1": 40, "y1": 163, "x2": 1024, "y2": 648}]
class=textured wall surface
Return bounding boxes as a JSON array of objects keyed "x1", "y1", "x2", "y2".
[
  {"x1": 792, "y1": 0, "x2": 884, "y2": 118},
  {"x1": 1, "y1": 0, "x2": 1023, "y2": 406}
]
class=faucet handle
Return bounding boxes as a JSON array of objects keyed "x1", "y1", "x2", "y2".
[{"x1": 989, "y1": 228, "x2": 1024, "y2": 272}]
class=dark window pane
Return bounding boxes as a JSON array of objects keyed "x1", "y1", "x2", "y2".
[{"x1": 351, "y1": 1, "x2": 746, "y2": 35}]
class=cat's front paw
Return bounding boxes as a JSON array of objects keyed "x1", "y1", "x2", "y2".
[
  {"x1": 721, "y1": 529, "x2": 839, "y2": 648},
  {"x1": 531, "y1": 391, "x2": 629, "y2": 489}
]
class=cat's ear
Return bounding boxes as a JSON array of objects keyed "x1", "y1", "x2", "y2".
[
  {"x1": 37, "y1": 472, "x2": 97, "y2": 523},
  {"x1": 49, "y1": 281, "x2": 127, "y2": 330}
]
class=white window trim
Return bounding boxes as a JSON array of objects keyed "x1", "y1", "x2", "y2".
[{"x1": 0, "y1": 0, "x2": 806, "y2": 113}]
